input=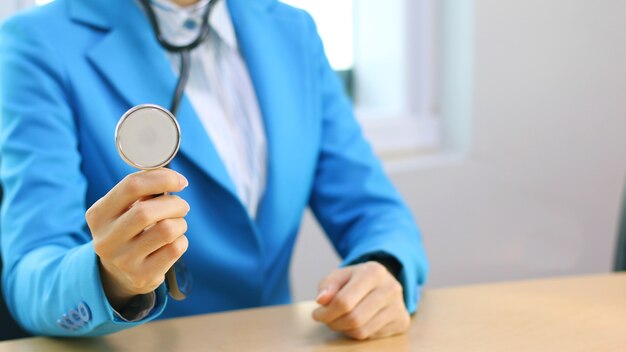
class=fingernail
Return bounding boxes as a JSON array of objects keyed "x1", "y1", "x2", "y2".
[
  {"x1": 316, "y1": 289, "x2": 328, "y2": 301},
  {"x1": 178, "y1": 173, "x2": 189, "y2": 188}
]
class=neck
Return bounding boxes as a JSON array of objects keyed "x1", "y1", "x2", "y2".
[{"x1": 171, "y1": 0, "x2": 201, "y2": 6}]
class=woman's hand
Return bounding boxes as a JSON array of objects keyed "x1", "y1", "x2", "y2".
[
  {"x1": 312, "y1": 262, "x2": 411, "y2": 340},
  {"x1": 86, "y1": 169, "x2": 190, "y2": 310}
]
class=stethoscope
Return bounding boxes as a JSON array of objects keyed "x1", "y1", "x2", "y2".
[{"x1": 115, "y1": 0, "x2": 219, "y2": 300}]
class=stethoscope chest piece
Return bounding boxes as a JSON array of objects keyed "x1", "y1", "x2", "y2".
[
  {"x1": 113, "y1": 0, "x2": 218, "y2": 301},
  {"x1": 115, "y1": 104, "x2": 189, "y2": 300},
  {"x1": 115, "y1": 104, "x2": 181, "y2": 170}
]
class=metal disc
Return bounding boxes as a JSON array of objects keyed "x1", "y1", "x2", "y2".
[{"x1": 115, "y1": 104, "x2": 181, "y2": 170}]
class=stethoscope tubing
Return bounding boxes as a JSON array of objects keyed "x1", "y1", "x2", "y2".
[
  {"x1": 134, "y1": 0, "x2": 219, "y2": 300},
  {"x1": 139, "y1": 0, "x2": 218, "y2": 116}
]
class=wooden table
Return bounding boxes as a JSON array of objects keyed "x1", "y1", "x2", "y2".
[{"x1": 1, "y1": 274, "x2": 625, "y2": 351}]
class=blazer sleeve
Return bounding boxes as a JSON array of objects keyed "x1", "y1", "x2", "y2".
[
  {"x1": 0, "y1": 15, "x2": 167, "y2": 337},
  {"x1": 304, "y1": 14, "x2": 429, "y2": 314}
]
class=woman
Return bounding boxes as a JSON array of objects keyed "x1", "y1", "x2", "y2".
[{"x1": 0, "y1": 0, "x2": 428, "y2": 339}]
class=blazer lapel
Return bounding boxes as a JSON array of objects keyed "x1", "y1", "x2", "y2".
[
  {"x1": 227, "y1": 0, "x2": 297, "y2": 230},
  {"x1": 78, "y1": 0, "x2": 238, "y2": 198}
]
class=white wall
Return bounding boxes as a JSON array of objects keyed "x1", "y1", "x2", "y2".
[
  {"x1": 291, "y1": 0, "x2": 626, "y2": 301},
  {"x1": 0, "y1": 1, "x2": 36, "y2": 21},
  {"x1": 0, "y1": 3, "x2": 19, "y2": 21}
]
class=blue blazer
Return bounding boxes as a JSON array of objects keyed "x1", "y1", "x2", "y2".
[{"x1": 0, "y1": 0, "x2": 428, "y2": 336}]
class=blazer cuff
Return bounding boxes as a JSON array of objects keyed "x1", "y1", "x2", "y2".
[
  {"x1": 57, "y1": 243, "x2": 168, "y2": 335},
  {"x1": 347, "y1": 252, "x2": 403, "y2": 284},
  {"x1": 339, "y1": 233, "x2": 428, "y2": 315},
  {"x1": 111, "y1": 291, "x2": 157, "y2": 322}
]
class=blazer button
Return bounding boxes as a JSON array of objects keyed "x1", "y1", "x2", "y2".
[
  {"x1": 68, "y1": 308, "x2": 84, "y2": 327},
  {"x1": 56, "y1": 319, "x2": 71, "y2": 330},
  {"x1": 77, "y1": 302, "x2": 92, "y2": 323},
  {"x1": 60, "y1": 314, "x2": 78, "y2": 331}
]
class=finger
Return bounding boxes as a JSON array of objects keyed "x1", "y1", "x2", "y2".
[
  {"x1": 315, "y1": 267, "x2": 352, "y2": 306},
  {"x1": 369, "y1": 303, "x2": 412, "y2": 340},
  {"x1": 110, "y1": 195, "x2": 190, "y2": 242},
  {"x1": 131, "y1": 218, "x2": 188, "y2": 258},
  {"x1": 88, "y1": 169, "x2": 188, "y2": 225},
  {"x1": 326, "y1": 281, "x2": 399, "y2": 331},
  {"x1": 314, "y1": 264, "x2": 384, "y2": 323},
  {"x1": 343, "y1": 303, "x2": 399, "y2": 341},
  {"x1": 369, "y1": 321, "x2": 407, "y2": 340},
  {"x1": 100, "y1": 233, "x2": 189, "y2": 296},
  {"x1": 312, "y1": 275, "x2": 377, "y2": 324},
  {"x1": 144, "y1": 235, "x2": 189, "y2": 276}
]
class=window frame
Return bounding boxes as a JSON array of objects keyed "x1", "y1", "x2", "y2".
[{"x1": 353, "y1": 0, "x2": 442, "y2": 158}]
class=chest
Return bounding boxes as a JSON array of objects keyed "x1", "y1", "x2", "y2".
[{"x1": 60, "y1": 24, "x2": 323, "y2": 227}]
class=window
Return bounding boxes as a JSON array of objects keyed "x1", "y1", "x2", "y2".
[
  {"x1": 281, "y1": 0, "x2": 354, "y2": 72},
  {"x1": 280, "y1": 0, "x2": 355, "y2": 97},
  {"x1": 283, "y1": 0, "x2": 442, "y2": 158},
  {"x1": 6, "y1": 0, "x2": 447, "y2": 159}
]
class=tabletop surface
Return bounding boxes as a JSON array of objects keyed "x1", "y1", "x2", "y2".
[{"x1": 1, "y1": 273, "x2": 625, "y2": 351}]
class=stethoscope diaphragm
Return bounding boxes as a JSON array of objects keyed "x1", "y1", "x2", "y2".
[
  {"x1": 115, "y1": 104, "x2": 181, "y2": 170},
  {"x1": 115, "y1": 104, "x2": 189, "y2": 301}
]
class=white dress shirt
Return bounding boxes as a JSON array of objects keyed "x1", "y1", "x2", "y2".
[
  {"x1": 118, "y1": 0, "x2": 267, "y2": 321},
  {"x1": 149, "y1": 0, "x2": 267, "y2": 218}
]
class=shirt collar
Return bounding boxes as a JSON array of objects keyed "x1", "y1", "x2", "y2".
[{"x1": 147, "y1": 0, "x2": 238, "y2": 49}]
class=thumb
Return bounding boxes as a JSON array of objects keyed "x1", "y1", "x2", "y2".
[{"x1": 316, "y1": 268, "x2": 352, "y2": 306}]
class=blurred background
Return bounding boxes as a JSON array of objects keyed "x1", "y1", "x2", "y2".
[
  {"x1": 284, "y1": 0, "x2": 626, "y2": 301},
  {"x1": 2, "y1": 0, "x2": 625, "y2": 302}
]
